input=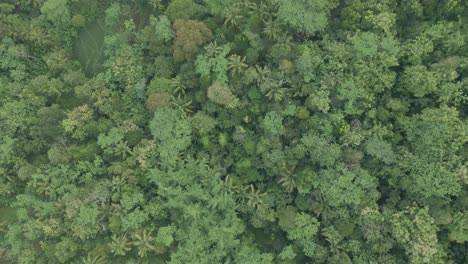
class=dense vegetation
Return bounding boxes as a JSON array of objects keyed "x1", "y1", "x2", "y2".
[{"x1": 0, "y1": 0, "x2": 467, "y2": 263}]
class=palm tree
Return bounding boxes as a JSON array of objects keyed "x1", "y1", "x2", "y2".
[
  {"x1": 223, "y1": 6, "x2": 243, "y2": 27},
  {"x1": 278, "y1": 165, "x2": 297, "y2": 193},
  {"x1": 235, "y1": 0, "x2": 257, "y2": 10},
  {"x1": 255, "y1": 65, "x2": 271, "y2": 87},
  {"x1": 261, "y1": 78, "x2": 289, "y2": 102},
  {"x1": 279, "y1": 176, "x2": 296, "y2": 193},
  {"x1": 221, "y1": 175, "x2": 239, "y2": 195},
  {"x1": 208, "y1": 192, "x2": 236, "y2": 210},
  {"x1": 204, "y1": 42, "x2": 223, "y2": 58},
  {"x1": 114, "y1": 141, "x2": 132, "y2": 159},
  {"x1": 170, "y1": 76, "x2": 187, "y2": 96},
  {"x1": 238, "y1": 185, "x2": 266, "y2": 208},
  {"x1": 108, "y1": 234, "x2": 131, "y2": 256},
  {"x1": 171, "y1": 94, "x2": 193, "y2": 114},
  {"x1": 262, "y1": 19, "x2": 281, "y2": 41},
  {"x1": 321, "y1": 226, "x2": 345, "y2": 253},
  {"x1": 264, "y1": 86, "x2": 288, "y2": 102},
  {"x1": 111, "y1": 175, "x2": 127, "y2": 193},
  {"x1": 82, "y1": 253, "x2": 108, "y2": 264},
  {"x1": 251, "y1": 1, "x2": 275, "y2": 23},
  {"x1": 228, "y1": 55, "x2": 248, "y2": 76},
  {"x1": 132, "y1": 229, "x2": 156, "y2": 258},
  {"x1": 277, "y1": 32, "x2": 293, "y2": 48}
]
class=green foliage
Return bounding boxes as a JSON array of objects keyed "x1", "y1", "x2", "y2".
[
  {"x1": 300, "y1": 132, "x2": 342, "y2": 167},
  {"x1": 195, "y1": 43, "x2": 231, "y2": 84},
  {"x1": 401, "y1": 65, "x2": 439, "y2": 97},
  {"x1": 62, "y1": 104, "x2": 93, "y2": 139},
  {"x1": 146, "y1": 93, "x2": 172, "y2": 111},
  {"x1": 0, "y1": 136, "x2": 16, "y2": 166},
  {"x1": 203, "y1": 0, "x2": 235, "y2": 15},
  {"x1": 262, "y1": 111, "x2": 285, "y2": 136},
  {"x1": 149, "y1": 108, "x2": 192, "y2": 167},
  {"x1": 107, "y1": 45, "x2": 144, "y2": 86},
  {"x1": 156, "y1": 225, "x2": 176, "y2": 247},
  {"x1": 350, "y1": 32, "x2": 380, "y2": 59},
  {"x1": 207, "y1": 83, "x2": 237, "y2": 106},
  {"x1": 307, "y1": 89, "x2": 330, "y2": 113},
  {"x1": 190, "y1": 111, "x2": 216, "y2": 134},
  {"x1": 173, "y1": 19, "x2": 212, "y2": 61},
  {"x1": 109, "y1": 234, "x2": 131, "y2": 256},
  {"x1": 132, "y1": 229, "x2": 156, "y2": 257},
  {"x1": 402, "y1": 157, "x2": 462, "y2": 199},
  {"x1": 365, "y1": 137, "x2": 396, "y2": 164},
  {"x1": 228, "y1": 54, "x2": 248, "y2": 76},
  {"x1": 41, "y1": 0, "x2": 71, "y2": 26},
  {"x1": 279, "y1": 245, "x2": 297, "y2": 261},
  {"x1": 165, "y1": 0, "x2": 195, "y2": 21},
  {"x1": 287, "y1": 212, "x2": 319, "y2": 243},
  {"x1": 54, "y1": 237, "x2": 78, "y2": 263},
  {"x1": 1, "y1": 1, "x2": 467, "y2": 263},
  {"x1": 104, "y1": 3, "x2": 121, "y2": 28},
  {"x1": 74, "y1": 23, "x2": 104, "y2": 75},
  {"x1": 234, "y1": 245, "x2": 274, "y2": 264},
  {"x1": 318, "y1": 165, "x2": 377, "y2": 207},
  {"x1": 82, "y1": 253, "x2": 108, "y2": 264},
  {"x1": 72, "y1": 206, "x2": 99, "y2": 240},
  {"x1": 0, "y1": 3, "x2": 14, "y2": 14},
  {"x1": 152, "y1": 15, "x2": 174, "y2": 42},
  {"x1": 148, "y1": 158, "x2": 245, "y2": 263},
  {"x1": 296, "y1": 43, "x2": 322, "y2": 82},
  {"x1": 391, "y1": 206, "x2": 447, "y2": 263},
  {"x1": 403, "y1": 106, "x2": 466, "y2": 160},
  {"x1": 398, "y1": 106, "x2": 466, "y2": 199},
  {"x1": 448, "y1": 212, "x2": 468, "y2": 243},
  {"x1": 276, "y1": 0, "x2": 339, "y2": 35}
]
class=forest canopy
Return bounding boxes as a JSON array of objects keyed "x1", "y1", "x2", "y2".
[{"x1": 0, "y1": 0, "x2": 467, "y2": 263}]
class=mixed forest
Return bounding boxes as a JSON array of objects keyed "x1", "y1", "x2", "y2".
[{"x1": 0, "y1": 0, "x2": 467, "y2": 263}]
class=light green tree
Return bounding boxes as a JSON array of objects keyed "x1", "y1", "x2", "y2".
[
  {"x1": 275, "y1": 0, "x2": 339, "y2": 35},
  {"x1": 109, "y1": 234, "x2": 132, "y2": 256},
  {"x1": 207, "y1": 83, "x2": 237, "y2": 106},
  {"x1": 149, "y1": 108, "x2": 192, "y2": 167},
  {"x1": 132, "y1": 229, "x2": 156, "y2": 258},
  {"x1": 62, "y1": 104, "x2": 93, "y2": 140},
  {"x1": 391, "y1": 206, "x2": 447, "y2": 264}
]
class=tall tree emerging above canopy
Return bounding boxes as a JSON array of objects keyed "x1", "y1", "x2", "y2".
[{"x1": 173, "y1": 19, "x2": 212, "y2": 62}]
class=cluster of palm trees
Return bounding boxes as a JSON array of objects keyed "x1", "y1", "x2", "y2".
[
  {"x1": 221, "y1": 176, "x2": 266, "y2": 209},
  {"x1": 108, "y1": 229, "x2": 155, "y2": 258},
  {"x1": 255, "y1": 65, "x2": 291, "y2": 102},
  {"x1": 223, "y1": 0, "x2": 279, "y2": 28},
  {"x1": 81, "y1": 228, "x2": 158, "y2": 263},
  {"x1": 170, "y1": 76, "x2": 193, "y2": 114}
]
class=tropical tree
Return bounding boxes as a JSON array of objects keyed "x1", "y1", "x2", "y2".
[
  {"x1": 228, "y1": 54, "x2": 248, "y2": 76},
  {"x1": 82, "y1": 253, "x2": 108, "y2": 264},
  {"x1": 171, "y1": 94, "x2": 193, "y2": 114},
  {"x1": 173, "y1": 19, "x2": 212, "y2": 61},
  {"x1": 170, "y1": 76, "x2": 188, "y2": 96},
  {"x1": 109, "y1": 234, "x2": 132, "y2": 256},
  {"x1": 262, "y1": 19, "x2": 281, "y2": 41},
  {"x1": 223, "y1": 5, "x2": 243, "y2": 27},
  {"x1": 132, "y1": 229, "x2": 156, "y2": 258}
]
